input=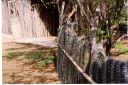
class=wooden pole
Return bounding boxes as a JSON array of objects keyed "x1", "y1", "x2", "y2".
[{"x1": 58, "y1": 43, "x2": 97, "y2": 84}]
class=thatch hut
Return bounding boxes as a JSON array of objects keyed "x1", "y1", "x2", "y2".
[{"x1": 2, "y1": 0, "x2": 59, "y2": 38}]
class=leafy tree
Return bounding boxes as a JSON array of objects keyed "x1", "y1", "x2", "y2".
[
  {"x1": 75, "y1": 0, "x2": 127, "y2": 76},
  {"x1": 77, "y1": 0, "x2": 127, "y2": 56}
]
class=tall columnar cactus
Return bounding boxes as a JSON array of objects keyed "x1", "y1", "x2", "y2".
[
  {"x1": 120, "y1": 61, "x2": 128, "y2": 83},
  {"x1": 114, "y1": 60, "x2": 121, "y2": 83},
  {"x1": 101, "y1": 62, "x2": 106, "y2": 83},
  {"x1": 91, "y1": 61, "x2": 101, "y2": 83},
  {"x1": 106, "y1": 58, "x2": 115, "y2": 83},
  {"x1": 90, "y1": 58, "x2": 128, "y2": 83},
  {"x1": 125, "y1": 62, "x2": 128, "y2": 83},
  {"x1": 97, "y1": 64, "x2": 102, "y2": 83}
]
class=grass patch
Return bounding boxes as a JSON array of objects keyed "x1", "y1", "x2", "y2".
[
  {"x1": 29, "y1": 51, "x2": 45, "y2": 64},
  {"x1": 37, "y1": 58, "x2": 53, "y2": 67},
  {"x1": 8, "y1": 52, "x2": 24, "y2": 59},
  {"x1": 28, "y1": 51, "x2": 54, "y2": 67},
  {"x1": 115, "y1": 42, "x2": 128, "y2": 54}
]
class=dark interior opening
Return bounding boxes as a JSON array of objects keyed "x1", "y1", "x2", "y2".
[{"x1": 31, "y1": 0, "x2": 59, "y2": 36}]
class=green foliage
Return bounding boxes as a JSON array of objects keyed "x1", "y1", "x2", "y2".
[
  {"x1": 115, "y1": 42, "x2": 128, "y2": 54},
  {"x1": 96, "y1": 27, "x2": 106, "y2": 43},
  {"x1": 81, "y1": 27, "x2": 91, "y2": 37},
  {"x1": 97, "y1": 0, "x2": 126, "y2": 40},
  {"x1": 29, "y1": 51, "x2": 45, "y2": 63},
  {"x1": 8, "y1": 52, "x2": 24, "y2": 59},
  {"x1": 115, "y1": 42, "x2": 125, "y2": 49},
  {"x1": 28, "y1": 51, "x2": 53, "y2": 67},
  {"x1": 37, "y1": 58, "x2": 53, "y2": 67}
]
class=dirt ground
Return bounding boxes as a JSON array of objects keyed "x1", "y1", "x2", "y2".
[
  {"x1": 2, "y1": 36, "x2": 60, "y2": 84},
  {"x1": 2, "y1": 35, "x2": 127, "y2": 84},
  {"x1": 111, "y1": 39, "x2": 128, "y2": 61}
]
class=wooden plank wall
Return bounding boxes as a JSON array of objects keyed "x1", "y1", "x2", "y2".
[
  {"x1": 2, "y1": 0, "x2": 12, "y2": 35},
  {"x1": 2, "y1": 0, "x2": 59, "y2": 38},
  {"x1": 14, "y1": 0, "x2": 50, "y2": 38}
]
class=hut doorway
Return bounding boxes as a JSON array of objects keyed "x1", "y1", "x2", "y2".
[
  {"x1": 44, "y1": 3, "x2": 59, "y2": 36},
  {"x1": 31, "y1": 0, "x2": 59, "y2": 36}
]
